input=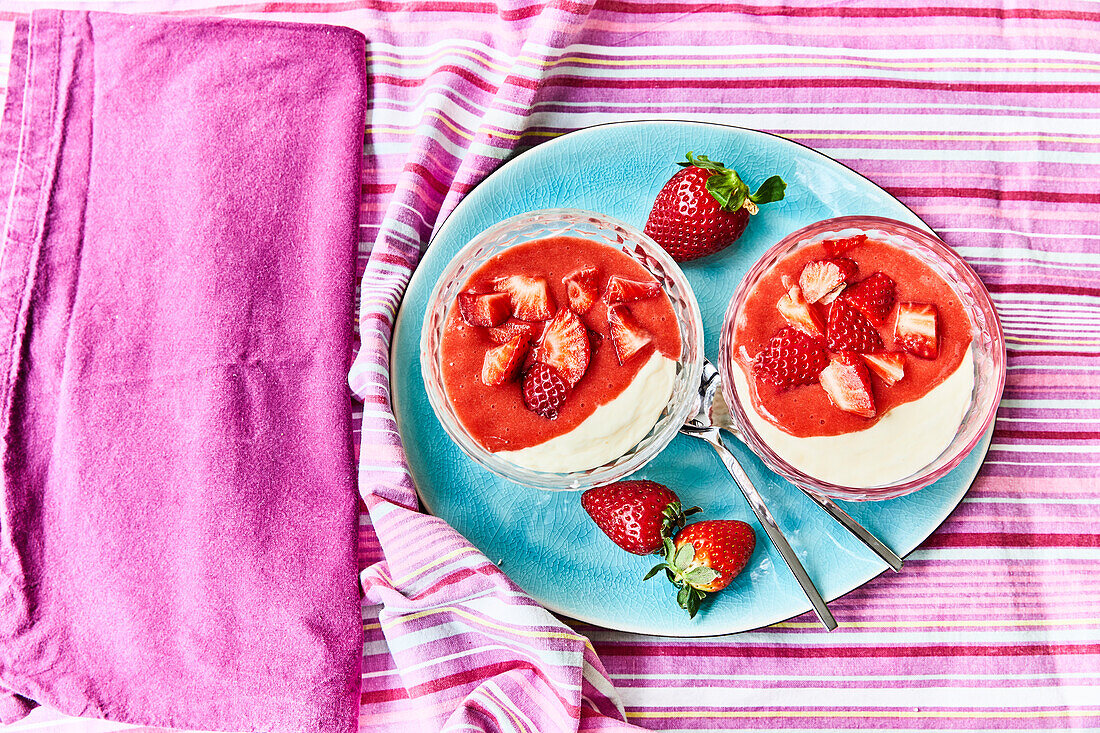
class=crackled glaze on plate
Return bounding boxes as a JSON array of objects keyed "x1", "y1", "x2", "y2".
[{"x1": 391, "y1": 121, "x2": 991, "y2": 636}]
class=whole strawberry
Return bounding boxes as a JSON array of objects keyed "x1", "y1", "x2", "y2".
[
  {"x1": 645, "y1": 519, "x2": 756, "y2": 617},
  {"x1": 581, "y1": 480, "x2": 700, "y2": 555},
  {"x1": 644, "y1": 152, "x2": 786, "y2": 262}
]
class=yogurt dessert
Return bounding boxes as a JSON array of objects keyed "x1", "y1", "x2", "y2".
[
  {"x1": 440, "y1": 236, "x2": 682, "y2": 473},
  {"x1": 729, "y1": 232, "x2": 975, "y2": 488}
]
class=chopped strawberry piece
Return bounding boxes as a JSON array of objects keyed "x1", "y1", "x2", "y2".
[
  {"x1": 861, "y1": 351, "x2": 906, "y2": 386},
  {"x1": 587, "y1": 327, "x2": 604, "y2": 358},
  {"x1": 605, "y1": 275, "x2": 661, "y2": 305},
  {"x1": 457, "y1": 292, "x2": 511, "y2": 327},
  {"x1": 480, "y1": 335, "x2": 530, "y2": 387},
  {"x1": 534, "y1": 308, "x2": 590, "y2": 385},
  {"x1": 776, "y1": 282, "x2": 825, "y2": 339},
  {"x1": 492, "y1": 275, "x2": 554, "y2": 321},
  {"x1": 562, "y1": 267, "x2": 600, "y2": 313},
  {"x1": 827, "y1": 298, "x2": 884, "y2": 354},
  {"x1": 486, "y1": 319, "x2": 542, "y2": 345},
  {"x1": 895, "y1": 302, "x2": 939, "y2": 359},
  {"x1": 843, "y1": 272, "x2": 896, "y2": 326},
  {"x1": 821, "y1": 234, "x2": 867, "y2": 257},
  {"x1": 607, "y1": 305, "x2": 654, "y2": 365},
  {"x1": 819, "y1": 353, "x2": 876, "y2": 418},
  {"x1": 752, "y1": 327, "x2": 829, "y2": 391},
  {"x1": 522, "y1": 362, "x2": 570, "y2": 419},
  {"x1": 799, "y1": 257, "x2": 858, "y2": 304}
]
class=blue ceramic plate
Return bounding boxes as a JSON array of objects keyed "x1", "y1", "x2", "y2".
[{"x1": 391, "y1": 121, "x2": 990, "y2": 636}]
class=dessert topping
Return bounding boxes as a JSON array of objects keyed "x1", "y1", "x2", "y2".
[
  {"x1": 843, "y1": 272, "x2": 896, "y2": 326},
  {"x1": 607, "y1": 304, "x2": 654, "y2": 365},
  {"x1": 799, "y1": 257, "x2": 858, "y2": 304},
  {"x1": 480, "y1": 335, "x2": 530, "y2": 387},
  {"x1": 776, "y1": 281, "x2": 825, "y2": 339},
  {"x1": 861, "y1": 351, "x2": 906, "y2": 386},
  {"x1": 457, "y1": 292, "x2": 511, "y2": 328},
  {"x1": 486, "y1": 319, "x2": 542, "y2": 345},
  {"x1": 533, "y1": 307, "x2": 590, "y2": 386},
  {"x1": 521, "y1": 363, "x2": 570, "y2": 419},
  {"x1": 562, "y1": 267, "x2": 600, "y2": 313},
  {"x1": 822, "y1": 234, "x2": 867, "y2": 256},
  {"x1": 492, "y1": 275, "x2": 554, "y2": 321},
  {"x1": 826, "y1": 298, "x2": 885, "y2": 354},
  {"x1": 605, "y1": 275, "x2": 661, "y2": 305},
  {"x1": 895, "y1": 302, "x2": 939, "y2": 359},
  {"x1": 818, "y1": 353, "x2": 877, "y2": 418},
  {"x1": 753, "y1": 326, "x2": 829, "y2": 391}
]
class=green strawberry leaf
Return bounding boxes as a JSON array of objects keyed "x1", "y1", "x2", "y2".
[
  {"x1": 704, "y1": 170, "x2": 748, "y2": 212},
  {"x1": 749, "y1": 175, "x2": 787, "y2": 205},
  {"x1": 685, "y1": 589, "x2": 702, "y2": 618},
  {"x1": 684, "y1": 566, "x2": 719, "y2": 586},
  {"x1": 676, "y1": 584, "x2": 692, "y2": 609},
  {"x1": 673, "y1": 542, "x2": 695, "y2": 570},
  {"x1": 643, "y1": 563, "x2": 665, "y2": 581}
]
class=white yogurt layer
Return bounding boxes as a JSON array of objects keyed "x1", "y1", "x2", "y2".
[
  {"x1": 499, "y1": 352, "x2": 677, "y2": 473},
  {"x1": 732, "y1": 348, "x2": 975, "y2": 488}
]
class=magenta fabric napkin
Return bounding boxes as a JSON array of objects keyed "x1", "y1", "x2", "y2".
[{"x1": 0, "y1": 11, "x2": 365, "y2": 732}]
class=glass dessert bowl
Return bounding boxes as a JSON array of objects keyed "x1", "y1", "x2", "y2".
[
  {"x1": 718, "y1": 215, "x2": 1005, "y2": 501},
  {"x1": 421, "y1": 208, "x2": 704, "y2": 491}
]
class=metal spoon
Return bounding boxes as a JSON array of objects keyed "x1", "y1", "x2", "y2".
[
  {"x1": 704, "y1": 369, "x2": 904, "y2": 573},
  {"x1": 681, "y1": 359, "x2": 837, "y2": 630}
]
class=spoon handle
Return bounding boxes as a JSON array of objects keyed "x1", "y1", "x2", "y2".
[
  {"x1": 701, "y1": 429, "x2": 838, "y2": 631},
  {"x1": 796, "y1": 488, "x2": 904, "y2": 572},
  {"x1": 717, "y1": 423, "x2": 904, "y2": 573}
]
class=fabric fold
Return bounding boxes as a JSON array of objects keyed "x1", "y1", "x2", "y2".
[{"x1": 0, "y1": 11, "x2": 367, "y2": 732}]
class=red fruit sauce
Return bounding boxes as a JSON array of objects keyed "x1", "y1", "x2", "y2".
[
  {"x1": 732, "y1": 236, "x2": 972, "y2": 438},
  {"x1": 441, "y1": 236, "x2": 682, "y2": 454}
]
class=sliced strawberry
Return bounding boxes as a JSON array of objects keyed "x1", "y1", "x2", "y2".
[
  {"x1": 827, "y1": 298, "x2": 884, "y2": 354},
  {"x1": 894, "y1": 302, "x2": 939, "y2": 359},
  {"x1": 587, "y1": 327, "x2": 604, "y2": 358},
  {"x1": 776, "y1": 282, "x2": 825, "y2": 339},
  {"x1": 605, "y1": 275, "x2": 661, "y2": 305},
  {"x1": 861, "y1": 351, "x2": 906, "y2": 386},
  {"x1": 821, "y1": 234, "x2": 867, "y2": 257},
  {"x1": 798, "y1": 257, "x2": 858, "y2": 304},
  {"x1": 752, "y1": 327, "x2": 829, "y2": 391},
  {"x1": 522, "y1": 362, "x2": 570, "y2": 419},
  {"x1": 480, "y1": 335, "x2": 529, "y2": 387},
  {"x1": 534, "y1": 308, "x2": 590, "y2": 385},
  {"x1": 818, "y1": 353, "x2": 876, "y2": 418},
  {"x1": 492, "y1": 275, "x2": 554, "y2": 321},
  {"x1": 562, "y1": 267, "x2": 600, "y2": 313},
  {"x1": 843, "y1": 272, "x2": 896, "y2": 326},
  {"x1": 486, "y1": 319, "x2": 542, "y2": 345},
  {"x1": 457, "y1": 292, "x2": 511, "y2": 327},
  {"x1": 607, "y1": 304, "x2": 653, "y2": 365}
]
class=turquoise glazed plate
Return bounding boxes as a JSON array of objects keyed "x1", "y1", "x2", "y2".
[{"x1": 391, "y1": 121, "x2": 991, "y2": 636}]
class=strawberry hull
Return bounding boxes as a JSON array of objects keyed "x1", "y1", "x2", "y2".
[{"x1": 440, "y1": 236, "x2": 682, "y2": 459}]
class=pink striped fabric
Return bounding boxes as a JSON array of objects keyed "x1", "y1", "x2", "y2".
[{"x1": 3, "y1": 0, "x2": 1100, "y2": 731}]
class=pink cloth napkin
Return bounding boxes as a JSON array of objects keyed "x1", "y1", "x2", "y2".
[{"x1": 0, "y1": 11, "x2": 365, "y2": 732}]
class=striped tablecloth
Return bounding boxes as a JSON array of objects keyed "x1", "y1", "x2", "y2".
[{"x1": 2, "y1": 1, "x2": 1099, "y2": 731}]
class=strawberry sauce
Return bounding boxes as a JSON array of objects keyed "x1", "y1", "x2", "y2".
[
  {"x1": 732, "y1": 237, "x2": 972, "y2": 438},
  {"x1": 441, "y1": 236, "x2": 681, "y2": 454}
]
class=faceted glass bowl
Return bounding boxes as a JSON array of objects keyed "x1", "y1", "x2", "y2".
[
  {"x1": 420, "y1": 208, "x2": 704, "y2": 491},
  {"x1": 718, "y1": 215, "x2": 1006, "y2": 501}
]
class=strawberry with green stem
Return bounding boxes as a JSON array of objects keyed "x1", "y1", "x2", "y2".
[
  {"x1": 645, "y1": 519, "x2": 756, "y2": 618},
  {"x1": 644, "y1": 152, "x2": 786, "y2": 262}
]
